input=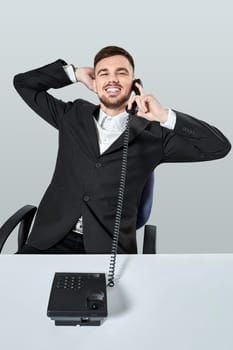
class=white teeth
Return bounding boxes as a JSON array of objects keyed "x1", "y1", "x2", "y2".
[{"x1": 106, "y1": 88, "x2": 120, "y2": 92}]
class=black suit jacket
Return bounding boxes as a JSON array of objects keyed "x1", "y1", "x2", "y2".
[{"x1": 13, "y1": 59, "x2": 231, "y2": 253}]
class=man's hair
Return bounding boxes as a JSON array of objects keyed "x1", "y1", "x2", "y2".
[{"x1": 94, "y1": 45, "x2": 135, "y2": 71}]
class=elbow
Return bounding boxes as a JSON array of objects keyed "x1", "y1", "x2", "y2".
[
  {"x1": 203, "y1": 138, "x2": 231, "y2": 161},
  {"x1": 13, "y1": 74, "x2": 19, "y2": 90},
  {"x1": 13, "y1": 73, "x2": 24, "y2": 90},
  {"x1": 222, "y1": 139, "x2": 232, "y2": 158},
  {"x1": 216, "y1": 138, "x2": 232, "y2": 160}
]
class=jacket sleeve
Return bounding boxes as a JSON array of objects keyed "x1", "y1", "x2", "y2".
[
  {"x1": 160, "y1": 109, "x2": 231, "y2": 162},
  {"x1": 13, "y1": 59, "x2": 74, "y2": 129}
]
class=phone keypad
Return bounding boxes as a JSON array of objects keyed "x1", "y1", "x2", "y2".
[{"x1": 55, "y1": 276, "x2": 84, "y2": 290}]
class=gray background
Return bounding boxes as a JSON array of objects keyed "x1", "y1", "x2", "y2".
[{"x1": 0, "y1": 0, "x2": 232, "y2": 253}]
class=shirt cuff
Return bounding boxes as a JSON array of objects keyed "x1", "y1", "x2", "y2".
[
  {"x1": 63, "y1": 64, "x2": 77, "y2": 83},
  {"x1": 160, "y1": 108, "x2": 176, "y2": 130}
]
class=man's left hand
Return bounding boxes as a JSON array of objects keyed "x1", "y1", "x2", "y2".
[{"x1": 127, "y1": 82, "x2": 169, "y2": 123}]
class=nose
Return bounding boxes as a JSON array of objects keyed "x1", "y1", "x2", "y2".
[{"x1": 108, "y1": 73, "x2": 119, "y2": 83}]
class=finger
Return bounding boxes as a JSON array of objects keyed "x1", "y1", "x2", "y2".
[
  {"x1": 128, "y1": 96, "x2": 147, "y2": 114},
  {"x1": 127, "y1": 96, "x2": 137, "y2": 110},
  {"x1": 85, "y1": 79, "x2": 95, "y2": 92},
  {"x1": 141, "y1": 96, "x2": 150, "y2": 112},
  {"x1": 135, "y1": 96, "x2": 147, "y2": 113},
  {"x1": 135, "y1": 82, "x2": 145, "y2": 96}
]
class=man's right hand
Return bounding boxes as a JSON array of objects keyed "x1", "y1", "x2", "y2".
[{"x1": 75, "y1": 67, "x2": 95, "y2": 92}]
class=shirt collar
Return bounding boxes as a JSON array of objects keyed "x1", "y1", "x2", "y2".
[{"x1": 98, "y1": 108, "x2": 129, "y2": 131}]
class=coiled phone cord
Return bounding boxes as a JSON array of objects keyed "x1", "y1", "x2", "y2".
[{"x1": 107, "y1": 114, "x2": 131, "y2": 287}]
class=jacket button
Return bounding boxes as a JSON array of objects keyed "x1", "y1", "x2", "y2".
[
  {"x1": 95, "y1": 162, "x2": 102, "y2": 168},
  {"x1": 83, "y1": 195, "x2": 90, "y2": 202}
]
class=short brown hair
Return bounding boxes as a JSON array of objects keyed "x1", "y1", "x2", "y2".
[{"x1": 94, "y1": 46, "x2": 135, "y2": 71}]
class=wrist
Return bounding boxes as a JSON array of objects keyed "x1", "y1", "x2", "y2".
[
  {"x1": 74, "y1": 66, "x2": 80, "y2": 82},
  {"x1": 157, "y1": 108, "x2": 169, "y2": 123}
]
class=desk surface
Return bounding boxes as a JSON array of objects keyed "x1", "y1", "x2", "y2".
[{"x1": 0, "y1": 254, "x2": 233, "y2": 350}]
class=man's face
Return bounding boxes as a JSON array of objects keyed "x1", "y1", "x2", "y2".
[{"x1": 93, "y1": 55, "x2": 134, "y2": 111}]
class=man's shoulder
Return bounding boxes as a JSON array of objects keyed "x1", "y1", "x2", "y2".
[
  {"x1": 68, "y1": 98, "x2": 99, "y2": 115},
  {"x1": 73, "y1": 98, "x2": 98, "y2": 109}
]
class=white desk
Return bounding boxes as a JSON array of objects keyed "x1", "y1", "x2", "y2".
[{"x1": 0, "y1": 254, "x2": 233, "y2": 350}]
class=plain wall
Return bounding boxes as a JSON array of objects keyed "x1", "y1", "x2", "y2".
[{"x1": 0, "y1": 0, "x2": 232, "y2": 253}]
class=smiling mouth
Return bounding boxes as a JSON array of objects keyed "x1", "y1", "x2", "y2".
[{"x1": 105, "y1": 87, "x2": 122, "y2": 96}]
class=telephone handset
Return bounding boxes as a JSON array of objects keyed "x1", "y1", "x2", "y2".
[{"x1": 125, "y1": 78, "x2": 143, "y2": 115}]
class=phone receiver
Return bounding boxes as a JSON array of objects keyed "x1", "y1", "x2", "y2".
[{"x1": 125, "y1": 78, "x2": 143, "y2": 115}]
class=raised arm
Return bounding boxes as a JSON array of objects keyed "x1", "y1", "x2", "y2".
[
  {"x1": 127, "y1": 82, "x2": 231, "y2": 162},
  {"x1": 13, "y1": 59, "x2": 74, "y2": 129},
  {"x1": 161, "y1": 110, "x2": 231, "y2": 162}
]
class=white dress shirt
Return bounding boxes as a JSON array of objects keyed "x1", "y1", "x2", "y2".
[{"x1": 63, "y1": 65, "x2": 176, "y2": 234}]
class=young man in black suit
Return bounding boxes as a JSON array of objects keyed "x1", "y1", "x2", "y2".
[{"x1": 14, "y1": 46, "x2": 231, "y2": 254}]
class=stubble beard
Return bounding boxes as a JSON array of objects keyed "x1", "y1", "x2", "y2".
[{"x1": 99, "y1": 91, "x2": 132, "y2": 110}]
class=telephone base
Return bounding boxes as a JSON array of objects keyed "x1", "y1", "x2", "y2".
[{"x1": 47, "y1": 272, "x2": 108, "y2": 327}]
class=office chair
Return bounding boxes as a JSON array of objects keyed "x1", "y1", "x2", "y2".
[{"x1": 0, "y1": 173, "x2": 156, "y2": 254}]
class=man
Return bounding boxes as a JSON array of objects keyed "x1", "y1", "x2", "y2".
[{"x1": 14, "y1": 46, "x2": 231, "y2": 254}]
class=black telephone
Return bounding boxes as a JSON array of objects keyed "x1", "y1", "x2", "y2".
[
  {"x1": 47, "y1": 273, "x2": 107, "y2": 326},
  {"x1": 125, "y1": 78, "x2": 143, "y2": 115},
  {"x1": 47, "y1": 78, "x2": 143, "y2": 327}
]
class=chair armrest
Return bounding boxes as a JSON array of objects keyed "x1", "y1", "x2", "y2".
[
  {"x1": 143, "y1": 225, "x2": 157, "y2": 254},
  {"x1": 0, "y1": 205, "x2": 37, "y2": 252}
]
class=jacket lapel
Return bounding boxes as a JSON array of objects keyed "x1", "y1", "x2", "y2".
[
  {"x1": 76, "y1": 103, "x2": 100, "y2": 159},
  {"x1": 102, "y1": 114, "x2": 151, "y2": 156}
]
